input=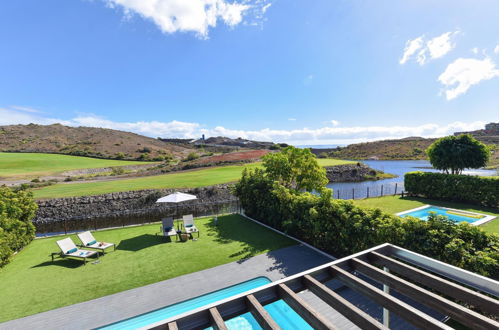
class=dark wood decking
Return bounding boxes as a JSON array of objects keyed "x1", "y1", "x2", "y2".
[{"x1": 152, "y1": 244, "x2": 499, "y2": 330}]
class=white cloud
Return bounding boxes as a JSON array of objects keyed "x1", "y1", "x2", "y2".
[
  {"x1": 471, "y1": 47, "x2": 479, "y2": 54},
  {"x1": 0, "y1": 107, "x2": 72, "y2": 126},
  {"x1": 202, "y1": 121, "x2": 486, "y2": 145},
  {"x1": 104, "y1": 0, "x2": 271, "y2": 38},
  {"x1": 400, "y1": 37, "x2": 424, "y2": 64},
  {"x1": 288, "y1": 118, "x2": 296, "y2": 121},
  {"x1": 0, "y1": 107, "x2": 486, "y2": 145},
  {"x1": 72, "y1": 115, "x2": 201, "y2": 138},
  {"x1": 330, "y1": 120, "x2": 340, "y2": 127},
  {"x1": 400, "y1": 31, "x2": 457, "y2": 65},
  {"x1": 261, "y1": 3, "x2": 271, "y2": 13},
  {"x1": 425, "y1": 32, "x2": 456, "y2": 61},
  {"x1": 9, "y1": 105, "x2": 44, "y2": 113},
  {"x1": 495, "y1": 45, "x2": 499, "y2": 54},
  {"x1": 438, "y1": 57, "x2": 499, "y2": 100}
]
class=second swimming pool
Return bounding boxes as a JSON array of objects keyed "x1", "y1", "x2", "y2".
[{"x1": 397, "y1": 205, "x2": 494, "y2": 225}]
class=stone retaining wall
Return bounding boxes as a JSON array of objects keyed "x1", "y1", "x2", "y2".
[{"x1": 33, "y1": 185, "x2": 237, "y2": 225}]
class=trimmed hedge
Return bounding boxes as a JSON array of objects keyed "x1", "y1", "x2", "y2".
[
  {"x1": 235, "y1": 169, "x2": 499, "y2": 278},
  {"x1": 405, "y1": 171, "x2": 499, "y2": 207},
  {"x1": 0, "y1": 188, "x2": 37, "y2": 267}
]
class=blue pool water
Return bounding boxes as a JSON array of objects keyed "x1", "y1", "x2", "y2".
[
  {"x1": 99, "y1": 277, "x2": 271, "y2": 330},
  {"x1": 400, "y1": 206, "x2": 484, "y2": 224},
  {"x1": 208, "y1": 300, "x2": 312, "y2": 330}
]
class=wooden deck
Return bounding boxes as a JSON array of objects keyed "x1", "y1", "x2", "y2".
[{"x1": 157, "y1": 243, "x2": 499, "y2": 330}]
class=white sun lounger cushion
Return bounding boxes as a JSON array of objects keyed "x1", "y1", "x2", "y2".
[
  {"x1": 77, "y1": 231, "x2": 114, "y2": 250},
  {"x1": 182, "y1": 214, "x2": 198, "y2": 233},
  {"x1": 56, "y1": 237, "x2": 97, "y2": 257}
]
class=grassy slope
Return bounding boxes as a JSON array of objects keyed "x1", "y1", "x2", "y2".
[
  {"x1": 0, "y1": 124, "x2": 192, "y2": 160},
  {"x1": 353, "y1": 195, "x2": 498, "y2": 234},
  {"x1": 316, "y1": 158, "x2": 354, "y2": 166},
  {"x1": 0, "y1": 215, "x2": 295, "y2": 322},
  {"x1": 33, "y1": 158, "x2": 353, "y2": 199},
  {"x1": 0, "y1": 152, "x2": 146, "y2": 179}
]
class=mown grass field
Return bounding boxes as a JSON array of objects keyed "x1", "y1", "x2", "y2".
[
  {"x1": 353, "y1": 195, "x2": 499, "y2": 234},
  {"x1": 32, "y1": 158, "x2": 353, "y2": 199},
  {"x1": 0, "y1": 215, "x2": 295, "y2": 322},
  {"x1": 0, "y1": 152, "x2": 146, "y2": 179}
]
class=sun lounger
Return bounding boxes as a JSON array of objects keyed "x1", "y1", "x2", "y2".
[
  {"x1": 77, "y1": 231, "x2": 115, "y2": 254},
  {"x1": 182, "y1": 214, "x2": 200, "y2": 238},
  {"x1": 159, "y1": 217, "x2": 178, "y2": 240},
  {"x1": 55, "y1": 237, "x2": 99, "y2": 265}
]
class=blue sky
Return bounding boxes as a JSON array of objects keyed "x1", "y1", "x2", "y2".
[{"x1": 0, "y1": 0, "x2": 498, "y2": 145}]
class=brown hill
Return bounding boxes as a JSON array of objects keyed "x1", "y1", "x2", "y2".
[
  {"x1": 317, "y1": 136, "x2": 499, "y2": 168},
  {"x1": 0, "y1": 124, "x2": 195, "y2": 160},
  {"x1": 325, "y1": 137, "x2": 436, "y2": 160}
]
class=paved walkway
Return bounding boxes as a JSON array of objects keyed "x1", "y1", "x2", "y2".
[{"x1": 0, "y1": 245, "x2": 331, "y2": 330}]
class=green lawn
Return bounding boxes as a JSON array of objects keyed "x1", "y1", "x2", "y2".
[
  {"x1": 0, "y1": 214, "x2": 295, "y2": 322},
  {"x1": 32, "y1": 158, "x2": 353, "y2": 199},
  {"x1": 316, "y1": 158, "x2": 355, "y2": 166},
  {"x1": 33, "y1": 163, "x2": 261, "y2": 198},
  {"x1": 0, "y1": 152, "x2": 147, "y2": 179},
  {"x1": 353, "y1": 195, "x2": 499, "y2": 234}
]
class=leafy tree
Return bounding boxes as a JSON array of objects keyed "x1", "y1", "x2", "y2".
[
  {"x1": 262, "y1": 146, "x2": 328, "y2": 192},
  {"x1": 0, "y1": 188, "x2": 37, "y2": 267},
  {"x1": 426, "y1": 134, "x2": 490, "y2": 175}
]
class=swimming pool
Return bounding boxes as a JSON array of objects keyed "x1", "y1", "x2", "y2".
[
  {"x1": 208, "y1": 299, "x2": 312, "y2": 330},
  {"x1": 396, "y1": 205, "x2": 495, "y2": 225},
  {"x1": 99, "y1": 277, "x2": 272, "y2": 329}
]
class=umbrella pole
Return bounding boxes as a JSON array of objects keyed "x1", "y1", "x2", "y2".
[{"x1": 176, "y1": 204, "x2": 179, "y2": 230}]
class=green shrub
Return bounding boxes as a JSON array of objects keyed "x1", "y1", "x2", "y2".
[
  {"x1": 318, "y1": 152, "x2": 328, "y2": 159},
  {"x1": 138, "y1": 147, "x2": 152, "y2": 153},
  {"x1": 114, "y1": 152, "x2": 125, "y2": 160},
  {"x1": 110, "y1": 167, "x2": 126, "y2": 175},
  {"x1": 184, "y1": 152, "x2": 200, "y2": 162},
  {"x1": 0, "y1": 188, "x2": 38, "y2": 267},
  {"x1": 137, "y1": 153, "x2": 151, "y2": 161},
  {"x1": 235, "y1": 169, "x2": 499, "y2": 277},
  {"x1": 405, "y1": 172, "x2": 499, "y2": 207}
]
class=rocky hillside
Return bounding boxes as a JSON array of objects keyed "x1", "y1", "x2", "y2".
[
  {"x1": 0, "y1": 124, "x2": 195, "y2": 161},
  {"x1": 315, "y1": 136, "x2": 498, "y2": 168},
  {"x1": 321, "y1": 137, "x2": 435, "y2": 160}
]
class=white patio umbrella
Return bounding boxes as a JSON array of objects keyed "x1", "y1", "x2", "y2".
[
  {"x1": 156, "y1": 192, "x2": 197, "y2": 203},
  {"x1": 156, "y1": 192, "x2": 198, "y2": 229}
]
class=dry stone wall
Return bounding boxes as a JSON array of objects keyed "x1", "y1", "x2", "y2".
[{"x1": 34, "y1": 184, "x2": 237, "y2": 234}]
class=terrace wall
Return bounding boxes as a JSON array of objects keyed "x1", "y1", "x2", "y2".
[{"x1": 33, "y1": 184, "x2": 238, "y2": 235}]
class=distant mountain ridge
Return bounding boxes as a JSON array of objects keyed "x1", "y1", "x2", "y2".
[
  {"x1": 312, "y1": 134, "x2": 498, "y2": 168},
  {"x1": 158, "y1": 136, "x2": 287, "y2": 150}
]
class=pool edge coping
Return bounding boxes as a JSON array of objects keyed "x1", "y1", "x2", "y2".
[{"x1": 395, "y1": 205, "x2": 496, "y2": 226}]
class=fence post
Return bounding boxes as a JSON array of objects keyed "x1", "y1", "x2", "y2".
[
  {"x1": 64, "y1": 219, "x2": 67, "y2": 235},
  {"x1": 352, "y1": 188, "x2": 354, "y2": 200},
  {"x1": 367, "y1": 187, "x2": 369, "y2": 198},
  {"x1": 337, "y1": 190, "x2": 340, "y2": 199},
  {"x1": 394, "y1": 183, "x2": 398, "y2": 195},
  {"x1": 381, "y1": 185, "x2": 384, "y2": 196}
]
